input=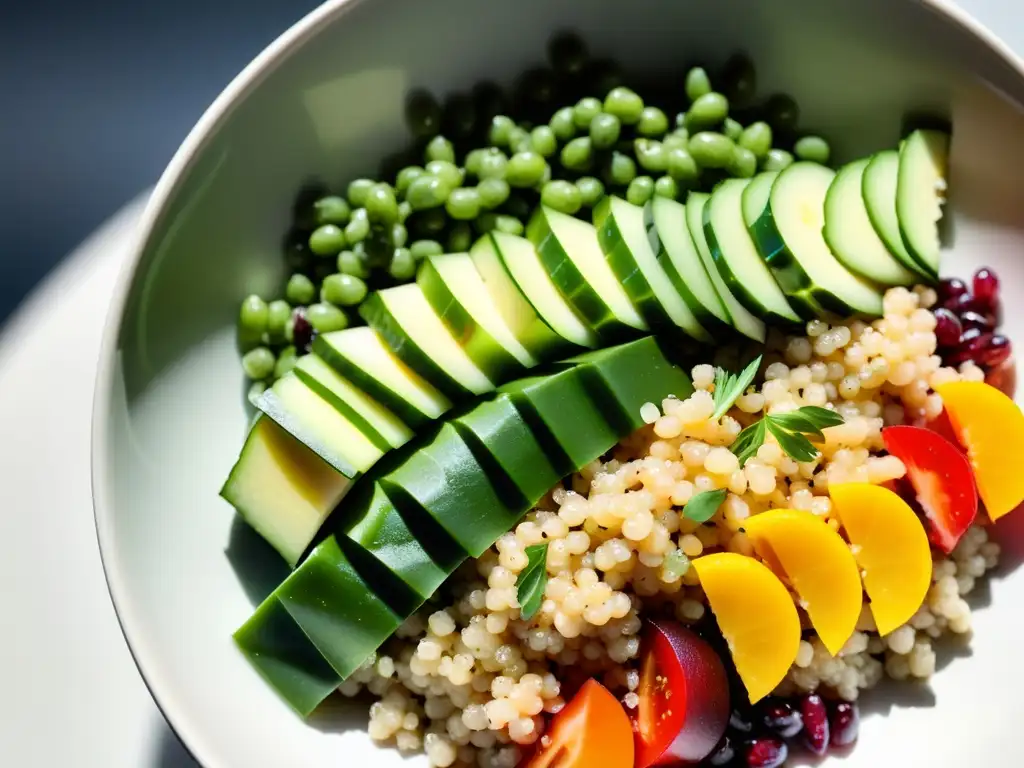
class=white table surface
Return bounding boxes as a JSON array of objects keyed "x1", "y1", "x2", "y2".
[{"x1": 0, "y1": 3, "x2": 1019, "y2": 765}]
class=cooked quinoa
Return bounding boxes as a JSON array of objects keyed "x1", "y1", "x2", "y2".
[{"x1": 338, "y1": 286, "x2": 1001, "y2": 768}]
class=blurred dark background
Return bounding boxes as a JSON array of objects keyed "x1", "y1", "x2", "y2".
[{"x1": 0, "y1": 0, "x2": 323, "y2": 324}]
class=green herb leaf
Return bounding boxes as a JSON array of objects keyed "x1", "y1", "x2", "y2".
[
  {"x1": 766, "y1": 419, "x2": 820, "y2": 463},
  {"x1": 730, "y1": 419, "x2": 767, "y2": 466},
  {"x1": 516, "y1": 543, "x2": 549, "y2": 621},
  {"x1": 768, "y1": 410, "x2": 826, "y2": 440},
  {"x1": 683, "y1": 488, "x2": 728, "y2": 523},
  {"x1": 795, "y1": 405, "x2": 845, "y2": 430},
  {"x1": 712, "y1": 354, "x2": 762, "y2": 421}
]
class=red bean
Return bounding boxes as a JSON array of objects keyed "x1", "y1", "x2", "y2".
[
  {"x1": 829, "y1": 701, "x2": 860, "y2": 747},
  {"x1": 801, "y1": 694, "x2": 830, "y2": 755}
]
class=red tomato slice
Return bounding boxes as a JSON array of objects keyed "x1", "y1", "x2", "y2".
[
  {"x1": 525, "y1": 679, "x2": 633, "y2": 768},
  {"x1": 634, "y1": 619, "x2": 730, "y2": 767},
  {"x1": 882, "y1": 425, "x2": 979, "y2": 553}
]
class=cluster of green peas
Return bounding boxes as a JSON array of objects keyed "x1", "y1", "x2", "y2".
[{"x1": 237, "y1": 39, "x2": 832, "y2": 394}]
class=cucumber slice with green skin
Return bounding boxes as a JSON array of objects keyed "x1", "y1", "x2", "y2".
[
  {"x1": 469, "y1": 234, "x2": 570, "y2": 361},
  {"x1": 527, "y1": 206, "x2": 648, "y2": 343},
  {"x1": 824, "y1": 159, "x2": 920, "y2": 287},
  {"x1": 485, "y1": 231, "x2": 598, "y2": 350},
  {"x1": 234, "y1": 596, "x2": 342, "y2": 717},
  {"x1": 742, "y1": 172, "x2": 778, "y2": 229},
  {"x1": 257, "y1": 374, "x2": 383, "y2": 479},
  {"x1": 313, "y1": 327, "x2": 451, "y2": 431},
  {"x1": 647, "y1": 196, "x2": 733, "y2": 336},
  {"x1": 360, "y1": 284, "x2": 494, "y2": 401},
  {"x1": 750, "y1": 162, "x2": 885, "y2": 318},
  {"x1": 381, "y1": 423, "x2": 523, "y2": 558},
  {"x1": 685, "y1": 193, "x2": 766, "y2": 342},
  {"x1": 704, "y1": 179, "x2": 802, "y2": 326},
  {"x1": 593, "y1": 196, "x2": 711, "y2": 342},
  {"x1": 294, "y1": 354, "x2": 413, "y2": 452},
  {"x1": 220, "y1": 415, "x2": 350, "y2": 567},
  {"x1": 897, "y1": 129, "x2": 950, "y2": 276},
  {"x1": 862, "y1": 151, "x2": 935, "y2": 278},
  {"x1": 417, "y1": 253, "x2": 535, "y2": 382},
  {"x1": 276, "y1": 537, "x2": 403, "y2": 681}
]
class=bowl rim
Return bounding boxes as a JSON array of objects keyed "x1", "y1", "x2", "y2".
[{"x1": 89, "y1": 0, "x2": 1024, "y2": 765}]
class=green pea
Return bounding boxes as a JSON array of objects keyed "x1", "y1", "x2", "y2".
[
  {"x1": 635, "y1": 139, "x2": 668, "y2": 173},
  {"x1": 446, "y1": 187, "x2": 482, "y2": 220},
  {"x1": 414, "y1": 207, "x2": 448, "y2": 236},
  {"x1": 344, "y1": 208, "x2": 371, "y2": 242},
  {"x1": 336, "y1": 249, "x2": 370, "y2": 278},
  {"x1": 239, "y1": 295, "x2": 269, "y2": 337},
  {"x1": 347, "y1": 178, "x2": 375, "y2": 207},
  {"x1": 765, "y1": 94, "x2": 799, "y2": 131},
  {"x1": 275, "y1": 346, "x2": 299, "y2": 379},
  {"x1": 721, "y1": 54, "x2": 757, "y2": 107},
  {"x1": 738, "y1": 121, "x2": 773, "y2": 159},
  {"x1": 662, "y1": 131, "x2": 689, "y2": 152},
  {"x1": 589, "y1": 112, "x2": 621, "y2": 150},
  {"x1": 540, "y1": 180, "x2": 583, "y2": 214},
  {"x1": 406, "y1": 90, "x2": 442, "y2": 138},
  {"x1": 626, "y1": 176, "x2": 655, "y2": 206},
  {"x1": 549, "y1": 107, "x2": 577, "y2": 142},
  {"x1": 391, "y1": 222, "x2": 408, "y2": 248},
  {"x1": 763, "y1": 148, "x2": 795, "y2": 172},
  {"x1": 530, "y1": 125, "x2": 558, "y2": 158},
  {"x1": 573, "y1": 97, "x2": 603, "y2": 130},
  {"x1": 654, "y1": 175, "x2": 679, "y2": 199},
  {"x1": 406, "y1": 175, "x2": 451, "y2": 210},
  {"x1": 285, "y1": 273, "x2": 316, "y2": 305},
  {"x1": 686, "y1": 92, "x2": 729, "y2": 130},
  {"x1": 688, "y1": 132, "x2": 736, "y2": 169},
  {"x1": 675, "y1": 111, "x2": 687, "y2": 130},
  {"x1": 489, "y1": 115, "x2": 516, "y2": 146},
  {"x1": 410, "y1": 239, "x2": 444, "y2": 261},
  {"x1": 477, "y1": 178, "x2": 511, "y2": 210},
  {"x1": 396, "y1": 166, "x2": 425, "y2": 196},
  {"x1": 306, "y1": 302, "x2": 349, "y2": 333},
  {"x1": 666, "y1": 147, "x2": 700, "y2": 183},
  {"x1": 474, "y1": 212, "x2": 497, "y2": 233},
  {"x1": 447, "y1": 223, "x2": 473, "y2": 253},
  {"x1": 425, "y1": 160, "x2": 462, "y2": 190},
  {"x1": 603, "y1": 87, "x2": 644, "y2": 125},
  {"x1": 576, "y1": 176, "x2": 605, "y2": 207},
  {"x1": 313, "y1": 195, "x2": 350, "y2": 225},
  {"x1": 398, "y1": 201, "x2": 412, "y2": 223},
  {"x1": 464, "y1": 149, "x2": 486, "y2": 177},
  {"x1": 242, "y1": 347, "x2": 276, "y2": 380},
  {"x1": 794, "y1": 135, "x2": 831, "y2": 164},
  {"x1": 425, "y1": 135, "x2": 456, "y2": 164},
  {"x1": 685, "y1": 66, "x2": 713, "y2": 101},
  {"x1": 321, "y1": 273, "x2": 368, "y2": 307},
  {"x1": 637, "y1": 107, "x2": 669, "y2": 137},
  {"x1": 723, "y1": 118, "x2": 743, "y2": 141},
  {"x1": 477, "y1": 149, "x2": 509, "y2": 180},
  {"x1": 388, "y1": 249, "x2": 416, "y2": 280},
  {"x1": 365, "y1": 183, "x2": 399, "y2": 225},
  {"x1": 267, "y1": 299, "x2": 292, "y2": 342},
  {"x1": 605, "y1": 151, "x2": 637, "y2": 186},
  {"x1": 494, "y1": 215, "x2": 524, "y2": 235},
  {"x1": 247, "y1": 381, "x2": 267, "y2": 407},
  {"x1": 535, "y1": 164, "x2": 552, "y2": 190},
  {"x1": 729, "y1": 146, "x2": 758, "y2": 178},
  {"x1": 508, "y1": 127, "x2": 531, "y2": 155},
  {"x1": 561, "y1": 136, "x2": 594, "y2": 172},
  {"x1": 506, "y1": 151, "x2": 547, "y2": 188},
  {"x1": 309, "y1": 224, "x2": 346, "y2": 256}
]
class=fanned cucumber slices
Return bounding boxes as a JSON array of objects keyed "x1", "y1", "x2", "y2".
[
  {"x1": 862, "y1": 149, "x2": 935, "y2": 279},
  {"x1": 897, "y1": 129, "x2": 950, "y2": 275}
]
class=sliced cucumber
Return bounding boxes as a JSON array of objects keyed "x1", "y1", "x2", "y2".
[
  {"x1": 294, "y1": 354, "x2": 413, "y2": 452},
  {"x1": 685, "y1": 193, "x2": 766, "y2": 342},
  {"x1": 221, "y1": 415, "x2": 350, "y2": 567},
  {"x1": 527, "y1": 206, "x2": 647, "y2": 342},
  {"x1": 897, "y1": 129, "x2": 950, "y2": 276},
  {"x1": 862, "y1": 150, "x2": 933, "y2": 278},
  {"x1": 593, "y1": 196, "x2": 710, "y2": 341},
  {"x1": 824, "y1": 159, "x2": 919, "y2": 287},
  {"x1": 417, "y1": 252, "x2": 535, "y2": 382},
  {"x1": 313, "y1": 327, "x2": 450, "y2": 431},
  {"x1": 485, "y1": 231, "x2": 598, "y2": 349},
  {"x1": 257, "y1": 374, "x2": 383, "y2": 479},
  {"x1": 750, "y1": 162, "x2": 884, "y2": 317},
  {"x1": 742, "y1": 172, "x2": 778, "y2": 228},
  {"x1": 647, "y1": 195, "x2": 733, "y2": 336},
  {"x1": 360, "y1": 283, "x2": 494, "y2": 401},
  {"x1": 704, "y1": 179, "x2": 801, "y2": 325}
]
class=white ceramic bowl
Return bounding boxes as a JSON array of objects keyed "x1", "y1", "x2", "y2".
[{"x1": 93, "y1": 0, "x2": 1024, "y2": 765}]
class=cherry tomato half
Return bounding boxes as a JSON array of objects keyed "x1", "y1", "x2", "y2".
[{"x1": 525, "y1": 679, "x2": 633, "y2": 768}]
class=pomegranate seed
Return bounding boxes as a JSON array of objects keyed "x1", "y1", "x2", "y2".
[
  {"x1": 959, "y1": 310, "x2": 995, "y2": 332},
  {"x1": 973, "y1": 267, "x2": 1000, "y2": 305},
  {"x1": 933, "y1": 308, "x2": 963, "y2": 347},
  {"x1": 730, "y1": 709, "x2": 754, "y2": 734},
  {"x1": 946, "y1": 330, "x2": 994, "y2": 367},
  {"x1": 938, "y1": 277, "x2": 969, "y2": 306},
  {"x1": 979, "y1": 335, "x2": 1013, "y2": 368},
  {"x1": 708, "y1": 734, "x2": 737, "y2": 766},
  {"x1": 745, "y1": 737, "x2": 788, "y2": 768},
  {"x1": 761, "y1": 701, "x2": 803, "y2": 739},
  {"x1": 829, "y1": 701, "x2": 860, "y2": 747},
  {"x1": 801, "y1": 694, "x2": 830, "y2": 755}
]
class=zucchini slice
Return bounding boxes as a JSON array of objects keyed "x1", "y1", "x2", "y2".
[
  {"x1": 897, "y1": 129, "x2": 950, "y2": 277},
  {"x1": 862, "y1": 150, "x2": 934, "y2": 278}
]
